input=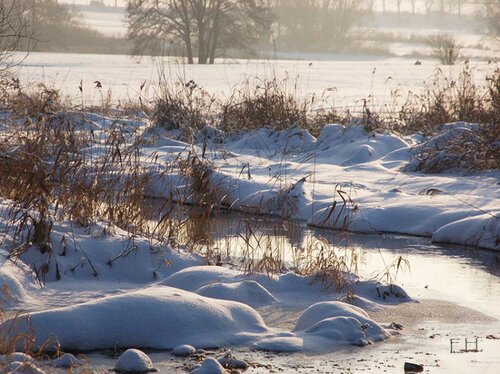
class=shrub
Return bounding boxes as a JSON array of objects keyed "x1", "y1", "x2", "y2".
[
  {"x1": 427, "y1": 33, "x2": 461, "y2": 65},
  {"x1": 220, "y1": 78, "x2": 308, "y2": 133}
]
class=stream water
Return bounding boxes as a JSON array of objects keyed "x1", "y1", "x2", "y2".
[{"x1": 34, "y1": 208, "x2": 500, "y2": 373}]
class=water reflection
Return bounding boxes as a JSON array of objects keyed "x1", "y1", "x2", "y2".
[{"x1": 143, "y1": 199, "x2": 500, "y2": 318}]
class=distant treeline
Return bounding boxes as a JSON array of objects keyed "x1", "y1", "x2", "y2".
[
  {"x1": 3, "y1": 0, "x2": 498, "y2": 58},
  {"x1": 126, "y1": 0, "x2": 499, "y2": 64},
  {"x1": 13, "y1": 0, "x2": 130, "y2": 54}
]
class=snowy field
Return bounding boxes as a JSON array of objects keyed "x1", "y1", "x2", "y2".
[{"x1": 14, "y1": 52, "x2": 497, "y2": 109}]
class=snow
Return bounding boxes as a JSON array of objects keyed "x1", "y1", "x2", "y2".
[
  {"x1": 196, "y1": 280, "x2": 278, "y2": 307},
  {"x1": 114, "y1": 349, "x2": 156, "y2": 373},
  {"x1": 191, "y1": 357, "x2": 227, "y2": 374},
  {"x1": 0, "y1": 72, "x2": 498, "y2": 368},
  {"x1": 16, "y1": 219, "x2": 203, "y2": 284},
  {"x1": 14, "y1": 52, "x2": 496, "y2": 109},
  {"x1": 50, "y1": 353, "x2": 83, "y2": 368},
  {"x1": 0, "y1": 353, "x2": 35, "y2": 364},
  {"x1": 294, "y1": 301, "x2": 390, "y2": 347},
  {"x1": 172, "y1": 345, "x2": 196, "y2": 357},
  {"x1": 432, "y1": 214, "x2": 500, "y2": 250},
  {"x1": 1, "y1": 285, "x2": 269, "y2": 351},
  {"x1": 6, "y1": 362, "x2": 45, "y2": 374}
]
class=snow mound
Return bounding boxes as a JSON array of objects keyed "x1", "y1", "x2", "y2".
[
  {"x1": 294, "y1": 301, "x2": 389, "y2": 345},
  {"x1": 228, "y1": 128, "x2": 316, "y2": 156},
  {"x1": 432, "y1": 214, "x2": 500, "y2": 251},
  {"x1": 303, "y1": 316, "x2": 382, "y2": 347},
  {"x1": 315, "y1": 124, "x2": 409, "y2": 166},
  {"x1": 253, "y1": 335, "x2": 304, "y2": 352},
  {"x1": 17, "y1": 221, "x2": 202, "y2": 283},
  {"x1": 0, "y1": 256, "x2": 38, "y2": 307},
  {"x1": 51, "y1": 353, "x2": 83, "y2": 368},
  {"x1": 196, "y1": 280, "x2": 278, "y2": 307},
  {"x1": 336, "y1": 295, "x2": 385, "y2": 312},
  {"x1": 162, "y1": 266, "x2": 244, "y2": 292},
  {"x1": 191, "y1": 357, "x2": 227, "y2": 374},
  {"x1": 295, "y1": 301, "x2": 370, "y2": 331},
  {"x1": 172, "y1": 345, "x2": 196, "y2": 357},
  {"x1": 355, "y1": 283, "x2": 413, "y2": 304},
  {"x1": 115, "y1": 349, "x2": 156, "y2": 373},
  {"x1": 1, "y1": 286, "x2": 268, "y2": 351}
]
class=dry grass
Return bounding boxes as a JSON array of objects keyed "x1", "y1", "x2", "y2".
[{"x1": 220, "y1": 78, "x2": 308, "y2": 133}]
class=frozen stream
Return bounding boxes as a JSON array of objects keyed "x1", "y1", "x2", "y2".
[{"x1": 33, "y1": 210, "x2": 500, "y2": 373}]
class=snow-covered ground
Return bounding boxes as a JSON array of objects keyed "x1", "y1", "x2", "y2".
[
  {"x1": 143, "y1": 123, "x2": 499, "y2": 251},
  {"x1": 13, "y1": 52, "x2": 496, "y2": 109},
  {"x1": 0, "y1": 106, "x2": 498, "y2": 372}
]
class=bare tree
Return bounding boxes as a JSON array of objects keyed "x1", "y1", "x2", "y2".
[
  {"x1": 396, "y1": 0, "x2": 404, "y2": 15},
  {"x1": 482, "y1": 0, "x2": 500, "y2": 38},
  {"x1": 424, "y1": 0, "x2": 434, "y2": 14},
  {"x1": 409, "y1": 0, "x2": 417, "y2": 14},
  {"x1": 272, "y1": 0, "x2": 363, "y2": 52},
  {"x1": 0, "y1": 0, "x2": 33, "y2": 80},
  {"x1": 427, "y1": 33, "x2": 461, "y2": 64},
  {"x1": 127, "y1": 0, "x2": 271, "y2": 64}
]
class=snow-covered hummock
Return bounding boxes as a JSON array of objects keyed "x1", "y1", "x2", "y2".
[
  {"x1": 115, "y1": 349, "x2": 156, "y2": 373},
  {"x1": 294, "y1": 301, "x2": 390, "y2": 346},
  {"x1": 51, "y1": 353, "x2": 83, "y2": 368},
  {"x1": 196, "y1": 280, "x2": 278, "y2": 307},
  {"x1": 164, "y1": 265, "x2": 412, "y2": 308},
  {"x1": 172, "y1": 345, "x2": 196, "y2": 357},
  {"x1": 252, "y1": 301, "x2": 389, "y2": 352},
  {"x1": 0, "y1": 254, "x2": 39, "y2": 308},
  {"x1": 191, "y1": 357, "x2": 227, "y2": 374},
  {"x1": 16, "y1": 220, "x2": 204, "y2": 284},
  {"x1": 1, "y1": 286, "x2": 269, "y2": 351}
]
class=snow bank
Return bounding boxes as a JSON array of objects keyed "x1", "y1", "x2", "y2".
[
  {"x1": 228, "y1": 128, "x2": 316, "y2": 156},
  {"x1": 0, "y1": 255, "x2": 38, "y2": 307},
  {"x1": 1, "y1": 286, "x2": 269, "y2": 351},
  {"x1": 164, "y1": 266, "x2": 412, "y2": 309},
  {"x1": 17, "y1": 221, "x2": 203, "y2": 283},
  {"x1": 432, "y1": 215, "x2": 500, "y2": 250}
]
